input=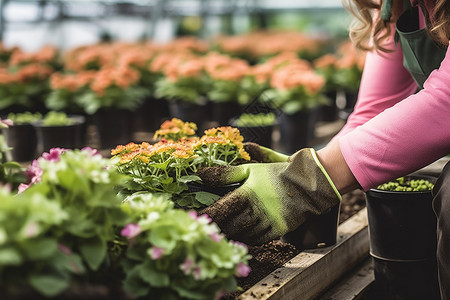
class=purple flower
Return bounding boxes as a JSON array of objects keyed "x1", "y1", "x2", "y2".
[
  {"x1": 121, "y1": 223, "x2": 141, "y2": 239},
  {"x1": 42, "y1": 148, "x2": 66, "y2": 162},
  {"x1": 150, "y1": 246, "x2": 165, "y2": 260},
  {"x1": 236, "y1": 262, "x2": 251, "y2": 277}
]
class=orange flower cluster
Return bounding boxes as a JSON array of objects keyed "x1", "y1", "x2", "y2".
[
  {"x1": 113, "y1": 125, "x2": 250, "y2": 165},
  {"x1": 153, "y1": 118, "x2": 197, "y2": 140},
  {"x1": 50, "y1": 71, "x2": 97, "y2": 92},
  {"x1": 9, "y1": 45, "x2": 58, "y2": 66},
  {"x1": 160, "y1": 36, "x2": 210, "y2": 54},
  {"x1": 90, "y1": 66, "x2": 140, "y2": 96},
  {"x1": 214, "y1": 30, "x2": 321, "y2": 59},
  {"x1": 0, "y1": 63, "x2": 53, "y2": 84},
  {"x1": 250, "y1": 51, "x2": 301, "y2": 84},
  {"x1": 335, "y1": 41, "x2": 366, "y2": 70},
  {"x1": 203, "y1": 52, "x2": 250, "y2": 82}
]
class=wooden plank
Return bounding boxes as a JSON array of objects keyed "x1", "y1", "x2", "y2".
[
  {"x1": 238, "y1": 207, "x2": 369, "y2": 300},
  {"x1": 318, "y1": 258, "x2": 374, "y2": 300}
]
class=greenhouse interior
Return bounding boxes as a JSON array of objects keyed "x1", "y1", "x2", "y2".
[{"x1": 0, "y1": 0, "x2": 448, "y2": 299}]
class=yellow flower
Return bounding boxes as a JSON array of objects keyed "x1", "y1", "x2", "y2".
[{"x1": 239, "y1": 148, "x2": 251, "y2": 161}]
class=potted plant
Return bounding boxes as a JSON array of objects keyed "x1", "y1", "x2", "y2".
[
  {"x1": 32, "y1": 111, "x2": 86, "y2": 154},
  {"x1": 230, "y1": 112, "x2": 276, "y2": 148},
  {"x1": 262, "y1": 58, "x2": 327, "y2": 154},
  {"x1": 4, "y1": 112, "x2": 42, "y2": 162},
  {"x1": 0, "y1": 147, "x2": 251, "y2": 300},
  {"x1": 203, "y1": 52, "x2": 249, "y2": 126},
  {"x1": 111, "y1": 119, "x2": 251, "y2": 209},
  {"x1": 365, "y1": 175, "x2": 440, "y2": 300},
  {"x1": 153, "y1": 53, "x2": 210, "y2": 132}
]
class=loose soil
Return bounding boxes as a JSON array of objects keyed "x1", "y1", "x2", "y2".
[{"x1": 222, "y1": 189, "x2": 367, "y2": 299}]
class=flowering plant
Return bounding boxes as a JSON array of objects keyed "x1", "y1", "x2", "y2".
[
  {"x1": 15, "y1": 148, "x2": 128, "y2": 295},
  {"x1": 120, "y1": 193, "x2": 251, "y2": 299},
  {"x1": 153, "y1": 53, "x2": 208, "y2": 104},
  {"x1": 153, "y1": 118, "x2": 197, "y2": 141},
  {"x1": 112, "y1": 121, "x2": 250, "y2": 208},
  {"x1": 263, "y1": 59, "x2": 327, "y2": 114},
  {"x1": 332, "y1": 41, "x2": 365, "y2": 93},
  {"x1": 203, "y1": 52, "x2": 250, "y2": 104}
]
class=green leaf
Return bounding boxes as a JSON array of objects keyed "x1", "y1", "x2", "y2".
[
  {"x1": 23, "y1": 238, "x2": 58, "y2": 260},
  {"x1": 29, "y1": 274, "x2": 70, "y2": 297},
  {"x1": 123, "y1": 266, "x2": 151, "y2": 297},
  {"x1": 79, "y1": 236, "x2": 106, "y2": 271},
  {"x1": 195, "y1": 192, "x2": 220, "y2": 205},
  {"x1": 178, "y1": 175, "x2": 201, "y2": 183},
  {"x1": 138, "y1": 261, "x2": 170, "y2": 287},
  {"x1": 0, "y1": 247, "x2": 22, "y2": 265}
]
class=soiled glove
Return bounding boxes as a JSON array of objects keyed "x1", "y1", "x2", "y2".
[
  {"x1": 198, "y1": 148, "x2": 342, "y2": 245},
  {"x1": 243, "y1": 142, "x2": 289, "y2": 163}
]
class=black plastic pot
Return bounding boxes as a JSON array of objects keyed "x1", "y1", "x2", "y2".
[
  {"x1": 210, "y1": 102, "x2": 241, "y2": 126},
  {"x1": 33, "y1": 115, "x2": 86, "y2": 154},
  {"x1": 235, "y1": 125, "x2": 274, "y2": 148},
  {"x1": 3, "y1": 124, "x2": 37, "y2": 162},
  {"x1": 280, "y1": 204, "x2": 340, "y2": 250},
  {"x1": 365, "y1": 174, "x2": 440, "y2": 300},
  {"x1": 168, "y1": 101, "x2": 210, "y2": 132},
  {"x1": 92, "y1": 109, "x2": 134, "y2": 150},
  {"x1": 133, "y1": 97, "x2": 170, "y2": 133},
  {"x1": 278, "y1": 108, "x2": 319, "y2": 155},
  {"x1": 337, "y1": 89, "x2": 358, "y2": 121},
  {"x1": 320, "y1": 90, "x2": 338, "y2": 122}
]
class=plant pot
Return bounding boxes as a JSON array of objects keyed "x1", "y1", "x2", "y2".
[
  {"x1": 133, "y1": 97, "x2": 170, "y2": 133},
  {"x1": 320, "y1": 90, "x2": 338, "y2": 122},
  {"x1": 92, "y1": 109, "x2": 134, "y2": 150},
  {"x1": 280, "y1": 204, "x2": 340, "y2": 250},
  {"x1": 278, "y1": 108, "x2": 319, "y2": 155},
  {"x1": 365, "y1": 174, "x2": 440, "y2": 300},
  {"x1": 3, "y1": 124, "x2": 37, "y2": 162},
  {"x1": 211, "y1": 102, "x2": 241, "y2": 126},
  {"x1": 168, "y1": 101, "x2": 211, "y2": 133},
  {"x1": 33, "y1": 115, "x2": 86, "y2": 154},
  {"x1": 336, "y1": 89, "x2": 358, "y2": 121},
  {"x1": 235, "y1": 125, "x2": 274, "y2": 148}
]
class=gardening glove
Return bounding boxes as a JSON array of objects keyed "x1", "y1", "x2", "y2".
[
  {"x1": 243, "y1": 142, "x2": 289, "y2": 163},
  {"x1": 198, "y1": 148, "x2": 342, "y2": 245}
]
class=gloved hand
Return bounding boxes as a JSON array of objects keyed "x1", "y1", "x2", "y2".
[
  {"x1": 198, "y1": 148, "x2": 342, "y2": 245},
  {"x1": 243, "y1": 142, "x2": 289, "y2": 163}
]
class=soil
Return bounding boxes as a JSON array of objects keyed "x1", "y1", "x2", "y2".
[{"x1": 221, "y1": 189, "x2": 367, "y2": 299}]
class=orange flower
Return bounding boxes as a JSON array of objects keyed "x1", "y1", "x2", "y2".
[{"x1": 111, "y1": 145, "x2": 126, "y2": 156}]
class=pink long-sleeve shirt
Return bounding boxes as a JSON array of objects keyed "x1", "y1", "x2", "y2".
[{"x1": 336, "y1": 10, "x2": 450, "y2": 191}]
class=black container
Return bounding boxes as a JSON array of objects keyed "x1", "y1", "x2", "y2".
[
  {"x1": 133, "y1": 97, "x2": 170, "y2": 133},
  {"x1": 33, "y1": 115, "x2": 86, "y2": 154},
  {"x1": 169, "y1": 101, "x2": 210, "y2": 133},
  {"x1": 278, "y1": 108, "x2": 319, "y2": 155},
  {"x1": 365, "y1": 174, "x2": 440, "y2": 300},
  {"x1": 320, "y1": 90, "x2": 338, "y2": 122},
  {"x1": 3, "y1": 124, "x2": 37, "y2": 162},
  {"x1": 235, "y1": 125, "x2": 274, "y2": 148},
  {"x1": 92, "y1": 109, "x2": 134, "y2": 150},
  {"x1": 281, "y1": 204, "x2": 340, "y2": 250},
  {"x1": 211, "y1": 102, "x2": 241, "y2": 126}
]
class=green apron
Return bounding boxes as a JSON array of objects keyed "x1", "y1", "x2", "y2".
[{"x1": 394, "y1": 0, "x2": 448, "y2": 89}]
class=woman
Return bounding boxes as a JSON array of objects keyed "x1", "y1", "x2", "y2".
[{"x1": 198, "y1": 0, "x2": 450, "y2": 298}]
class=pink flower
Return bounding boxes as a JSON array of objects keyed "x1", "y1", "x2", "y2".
[
  {"x1": 209, "y1": 232, "x2": 223, "y2": 242},
  {"x1": 180, "y1": 258, "x2": 194, "y2": 274},
  {"x1": 0, "y1": 118, "x2": 13, "y2": 128},
  {"x1": 24, "y1": 221, "x2": 38, "y2": 238},
  {"x1": 150, "y1": 246, "x2": 165, "y2": 260},
  {"x1": 198, "y1": 214, "x2": 212, "y2": 224},
  {"x1": 188, "y1": 211, "x2": 198, "y2": 220},
  {"x1": 236, "y1": 262, "x2": 251, "y2": 277},
  {"x1": 42, "y1": 148, "x2": 66, "y2": 162},
  {"x1": 18, "y1": 183, "x2": 31, "y2": 194},
  {"x1": 58, "y1": 243, "x2": 72, "y2": 255},
  {"x1": 121, "y1": 223, "x2": 141, "y2": 239},
  {"x1": 82, "y1": 147, "x2": 100, "y2": 157},
  {"x1": 193, "y1": 266, "x2": 202, "y2": 280},
  {"x1": 18, "y1": 160, "x2": 43, "y2": 193},
  {"x1": 215, "y1": 289, "x2": 226, "y2": 300}
]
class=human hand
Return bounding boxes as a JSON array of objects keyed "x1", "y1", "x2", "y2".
[{"x1": 198, "y1": 148, "x2": 341, "y2": 245}]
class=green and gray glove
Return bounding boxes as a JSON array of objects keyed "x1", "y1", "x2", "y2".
[
  {"x1": 243, "y1": 142, "x2": 289, "y2": 163},
  {"x1": 198, "y1": 148, "x2": 342, "y2": 245}
]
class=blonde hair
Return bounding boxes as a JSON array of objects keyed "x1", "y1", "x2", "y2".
[{"x1": 343, "y1": 0, "x2": 450, "y2": 52}]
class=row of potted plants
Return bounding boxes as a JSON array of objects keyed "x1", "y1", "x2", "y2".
[{"x1": 0, "y1": 118, "x2": 252, "y2": 300}]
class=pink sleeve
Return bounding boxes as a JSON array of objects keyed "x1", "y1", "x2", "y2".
[
  {"x1": 335, "y1": 22, "x2": 418, "y2": 137},
  {"x1": 339, "y1": 45, "x2": 450, "y2": 191}
]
